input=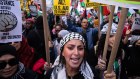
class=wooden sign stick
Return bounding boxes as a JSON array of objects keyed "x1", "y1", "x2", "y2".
[
  {"x1": 102, "y1": 5, "x2": 115, "y2": 61},
  {"x1": 41, "y1": 0, "x2": 50, "y2": 65},
  {"x1": 98, "y1": 6, "x2": 101, "y2": 39},
  {"x1": 107, "y1": 8, "x2": 128, "y2": 73}
]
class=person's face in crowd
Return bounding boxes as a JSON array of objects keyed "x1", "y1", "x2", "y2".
[
  {"x1": 0, "y1": 54, "x2": 18, "y2": 78},
  {"x1": 55, "y1": 26, "x2": 62, "y2": 34},
  {"x1": 22, "y1": 11, "x2": 25, "y2": 17},
  {"x1": 22, "y1": 11, "x2": 26, "y2": 20},
  {"x1": 127, "y1": 16, "x2": 133, "y2": 26},
  {"x1": 108, "y1": 35, "x2": 115, "y2": 51},
  {"x1": 81, "y1": 19, "x2": 88, "y2": 29},
  {"x1": 62, "y1": 39, "x2": 85, "y2": 69},
  {"x1": 25, "y1": 21, "x2": 33, "y2": 29},
  {"x1": 130, "y1": 14, "x2": 135, "y2": 24}
]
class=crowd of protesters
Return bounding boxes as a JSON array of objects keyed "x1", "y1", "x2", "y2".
[{"x1": 0, "y1": 2, "x2": 140, "y2": 79}]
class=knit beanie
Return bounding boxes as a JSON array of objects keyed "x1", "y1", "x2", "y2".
[
  {"x1": 0, "y1": 44, "x2": 17, "y2": 57},
  {"x1": 58, "y1": 30, "x2": 69, "y2": 38}
]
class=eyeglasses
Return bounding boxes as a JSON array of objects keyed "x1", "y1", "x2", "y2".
[{"x1": 0, "y1": 58, "x2": 19, "y2": 70}]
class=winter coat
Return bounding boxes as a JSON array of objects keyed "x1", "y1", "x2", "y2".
[{"x1": 66, "y1": 19, "x2": 98, "y2": 53}]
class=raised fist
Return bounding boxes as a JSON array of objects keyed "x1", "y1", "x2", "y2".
[{"x1": 0, "y1": 10, "x2": 17, "y2": 32}]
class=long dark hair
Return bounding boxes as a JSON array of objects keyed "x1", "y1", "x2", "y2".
[
  {"x1": 59, "y1": 43, "x2": 87, "y2": 67},
  {"x1": 96, "y1": 34, "x2": 123, "y2": 60}
]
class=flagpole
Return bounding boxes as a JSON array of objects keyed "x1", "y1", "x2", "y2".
[
  {"x1": 98, "y1": 6, "x2": 101, "y2": 39},
  {"x1": 102, "y1": 5, "x2": 115, "y2": 61},
  {"x1": 41, "y1": 0, "x2": 50, "y2": 65},
  {"x1": 107, "y1": 7, "x2": 128, "y2": 73}
]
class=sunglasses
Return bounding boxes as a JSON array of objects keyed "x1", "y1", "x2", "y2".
[{"x1": 0, "y1": 58, "x2": 19, "y2": 70}]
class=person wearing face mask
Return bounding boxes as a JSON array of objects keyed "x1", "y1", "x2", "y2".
[
  {"x1": 0, "y1": 45, "x2": 39, "y2": 79},
  {"x1": 44, "y1": 32, "x2": 116, "y2": 79},
  {"x1": 53, "y1": 30, "x2": 69, "y2": 59}
]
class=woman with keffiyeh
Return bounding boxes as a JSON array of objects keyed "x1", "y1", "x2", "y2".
[
  {"x1": 0, "y1": 45, "x2": 40, "y2": 79},
  {"x1": 44, "y1": 32, "x2": 116, "y2": 79}
]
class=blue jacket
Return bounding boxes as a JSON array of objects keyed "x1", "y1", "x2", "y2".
[{"x1": 66, "y1": 19, "x2": 98, "y2": 52}]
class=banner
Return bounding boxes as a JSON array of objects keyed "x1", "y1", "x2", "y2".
[
  {"x1": 91, "y1": 0, "x2": 140, "y2": 9},
  {"x1": 53, "y1": 0, "x2": 70, "y2": 15},
  {"x1": 86, "y1": 0, "x2": 105, "y2": 7},
  {"x1": 116, "y1": 0, "x2": 140, "y2": 5},
  {"x1": 0, "y1": 0, "x2": 22, "y2": 43}
]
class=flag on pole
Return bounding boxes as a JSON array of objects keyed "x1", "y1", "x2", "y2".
[
  {"x1": 101, "y1": 6, "x2": 110, "y2": 16},
  {"x1": 80, "y1": 0, "x2": 86, "y2": 7}
]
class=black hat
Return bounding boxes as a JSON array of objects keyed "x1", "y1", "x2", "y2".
[{"x1": 0, "y1": 45, "x2": 17, "y2": 57}]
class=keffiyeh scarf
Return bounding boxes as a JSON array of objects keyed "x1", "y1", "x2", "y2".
[
  {"x1": 11, "y1": 62, "x2": 25, "y2": 79},
  {"x1": 50, "y1": 61, "x2": 94, "y2": 79}
]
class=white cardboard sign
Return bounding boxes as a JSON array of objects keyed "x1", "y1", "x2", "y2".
[{"x1": 0, "y1": 0, "x2": 22, "y2": 43}]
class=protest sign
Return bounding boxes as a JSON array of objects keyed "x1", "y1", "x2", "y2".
[
  {"x1": 0, "y1": 0, "x2": 22, "y2": 43},
  {"x1": 86, "y1": 0, "x2": 106, "y2": 7},
  {"x1": 91, "y1": 0, "x2": 140, "y2": 9},
  {"x1": 116, "y1": 0, "x2": 140, "y2": 5},
  {"x1": 131, "y1": 14, "x2": 140, "y2": 31},
  {"x1": 53, "y1": 0, "x2": 70, "y2": 15}
]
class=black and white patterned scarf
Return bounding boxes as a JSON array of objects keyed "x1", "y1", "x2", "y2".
[
  {"x1": 60, "y1": 32, "x2": 85, "y2": 51},
  {"x1": 11, "y1": 62, "x2": 25, "y2": 79},
  {"x1": 51, "y1": 32, "x2": 94, "y2": 79},
  {"x1": 51, "y1": 61, "x2": 94, "y2": 79}
]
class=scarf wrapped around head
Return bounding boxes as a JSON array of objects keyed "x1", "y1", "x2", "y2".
[
  {"x1": 51, "y1": 32, "x2": 94, "y2": 79},
  {"x1": 59, "y1": 32, "x2": 86, "y2": 51}
]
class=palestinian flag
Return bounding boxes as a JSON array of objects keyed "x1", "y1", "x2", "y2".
[
  {"x1": 70, "y1": 8, "x2": 79, "y2": 16},
  {"x1": 100, "y1": 6, "x2": 110, "y2": 16},
  {"x1": 80, "y1": 0, "x2": 86, "y2": 8}
]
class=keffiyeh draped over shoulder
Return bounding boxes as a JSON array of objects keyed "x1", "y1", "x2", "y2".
[
  {"x1": 50, "y1": 61, "x2": 94, "y2": 79},
  {"x1": 11, "y1": 62, "x2": 25, "y2": 79}
]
